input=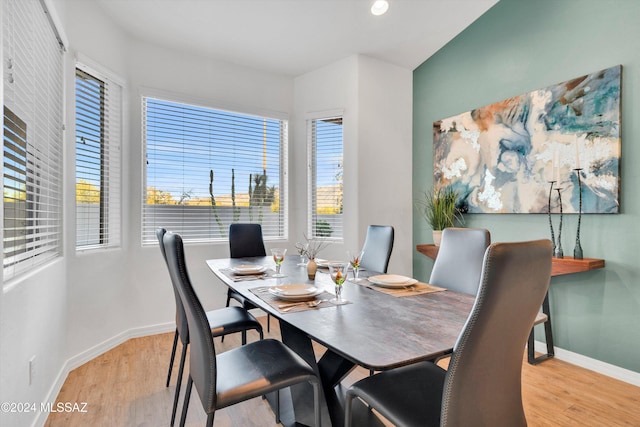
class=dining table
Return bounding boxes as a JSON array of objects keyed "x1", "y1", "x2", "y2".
[{"x1": 206, "y1": 255, "x2": 475, "y2": 427}]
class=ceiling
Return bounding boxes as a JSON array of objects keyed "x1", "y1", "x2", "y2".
[{"x1": 94, "y1": 0, "x2": 499, "y2": 77}]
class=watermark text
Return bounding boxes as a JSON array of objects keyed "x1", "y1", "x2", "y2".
[{"x1": 1, "y1": 402, "x2": 88, "y2": 413}]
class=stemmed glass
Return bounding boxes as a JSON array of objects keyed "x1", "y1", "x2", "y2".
[
  {"x1": 295, "y1": 242, "x2": 308, "y2": 266},
  {"x1": 328, "y1": 262, "x2": 350, "y2": 305},
  {"x1": 271, "y1": 248, "x2": 287, "y2": 278},
  {"x1": 347, "y1": 249, "x2": 364, "y2": 283}
]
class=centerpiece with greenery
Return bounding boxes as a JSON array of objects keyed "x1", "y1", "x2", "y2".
[{"x1": 417, "y1": 187, "x2": 463, "y2": 245}]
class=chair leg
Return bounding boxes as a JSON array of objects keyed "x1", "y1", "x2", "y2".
[
  {"x1": 206, "y1": 412, "x2": 214, "y2": 427},
  {"x1": 313, "y1": 381, "x2": 321, "y2": 427},
  {"x1": 344, "y1": 388, "x2": 355, "y2": 427},
  {"x1": 171, "y1": 343, "x2": 188, "y2": 426},
  {"x1": 267, "y1": 313, "x2": 271, "y2": 332},
  {"x1": 242, "y1": 330, "x2": 247, "y2": 345},
  {"x1": 222, "y1": 291, "x2": 232, "y2": 343},
  {"x1": 179, "y1": 376, "x2": 193, "y2": 427},
  {"x1": 275, "y1": 389, "x2": 280, "y2": 423},
  {"x1": 166, "y1": 329, "x2": 179, "y2": 387}
]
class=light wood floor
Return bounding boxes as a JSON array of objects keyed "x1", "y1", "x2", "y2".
[{"x1": 45, "y1": 316, "x2": 640, "y2": 427}]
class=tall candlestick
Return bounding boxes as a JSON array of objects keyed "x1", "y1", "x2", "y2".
[
  {"x1": 554, "y1": 187, "x2": 564, "y2": 258},
  {"x1": 574, "y1": 169, "x2": 584, "y2": 259},
  {"x1": 547, "y1": 181, "x2": 556, "y2": 253}
]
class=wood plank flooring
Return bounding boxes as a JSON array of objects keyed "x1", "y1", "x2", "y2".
[{"x1": 45, "y1": 316, "x2": 640, "y2": 426}]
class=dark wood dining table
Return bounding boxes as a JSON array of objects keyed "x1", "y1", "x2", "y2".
[{"x1": 206, "y1": 256, "x2": 475, "y2": 427}]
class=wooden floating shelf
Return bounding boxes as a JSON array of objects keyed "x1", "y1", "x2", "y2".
[{"x1": 416, "y1": 244, "x2": 605, "y2": 277}]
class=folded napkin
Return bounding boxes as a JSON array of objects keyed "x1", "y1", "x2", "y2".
[
  {"x1": 364, "y1": 281, "x2": 445, "y2": 298},
  {"x1": 220, "y1": 268, "x2": 273, "y2": 281}
]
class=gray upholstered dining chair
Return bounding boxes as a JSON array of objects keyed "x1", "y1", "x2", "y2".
[
  {"x1": 429, "y1": 227, "x2": 491, "y2": 295},
  {"x1": 156, "y1": 228, "x2": 263, "y2": 426},
  {"x1": 431, "y1": 227, "x2": 552, "y2": 365},
  {"x1": 162, "y1": 231, "x2": 321, "y2": 427},
  {"x1": 224, "y1": 223, "x2": 271, "y2": 336},
  {"x1": 359, "y1": 225, "x2": 394, "y2": 273},
  {"x1": 345, "y1": 239, "x2": 553, "y2": 427}
]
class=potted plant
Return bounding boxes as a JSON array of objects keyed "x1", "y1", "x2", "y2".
[{"x1": 418, "y1": 187, "x2": 463, "y2": 246}]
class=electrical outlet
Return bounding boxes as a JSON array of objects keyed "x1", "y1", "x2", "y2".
[{"x1": 29, "y1": 356, "x2": 36, "y2": 385}]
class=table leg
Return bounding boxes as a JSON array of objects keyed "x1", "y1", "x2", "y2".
[
  {"x1": 528, "y1": 291, "x2": 555, "y2": 364},
  {"x1": 276, "y1": 320, "x2": 331, "y2": 426},
  {"x1": 278, "y1": 320, "x2": 388, "y2": 427}
]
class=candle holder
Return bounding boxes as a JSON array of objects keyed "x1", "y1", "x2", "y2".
[
  {"x1": 547, "y1": 181, "x2": 556, "y2": 253},
  {"x1": 547, "y1": 181, "x2": 556, "y2": 252},
  {"x1": 573, "y1": 168, "x2": 584, "y2": 259},
  {"x1": 554, "y1": 187, "x2": 564, "y2": 258}
]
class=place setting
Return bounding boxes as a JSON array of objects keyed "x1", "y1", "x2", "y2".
[
  {"x1": 219, "y1": 247, "x2": 290, "y2": 282},
  {"x1": 250, "y1": 283, "x2": 338, "y2": 313},
  {"x1": 363, "y1": 273, "x2": 445, "y2": 297},
  {"x1": 220, "y1": 264, "x2": 271, "y2": 282}
]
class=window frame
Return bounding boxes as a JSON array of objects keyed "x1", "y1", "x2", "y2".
[
  {"x1": 307, "y1": 111, "x2": 344, "y2": 241},
  {"x1": 140, "y1": 91, "x2": 289, "y2": 246},
  {"x1": 74, "y1": 61, "x2": 123, "y2": 251},
  {"x1": 2, "y1": 0, "x2": 65, "y2": 282}
]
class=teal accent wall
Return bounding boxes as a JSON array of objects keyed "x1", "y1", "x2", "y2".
[{"x1": 413, "y1": 0, "x2": 640, "y2": 372}]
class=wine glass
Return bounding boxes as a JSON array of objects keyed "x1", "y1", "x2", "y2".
[
  {"x1": 347, "y1": 249, "x2": 364, "y2": 283},
  {"x1": 271, "y1": 248, "x2": 287, "y2": 278},
  {"x1": 328, "y1": 262, "x2": 350, "y2": 305},
  {"x1": 295, "y1": 242, "x2": 308, "y2": 266}
]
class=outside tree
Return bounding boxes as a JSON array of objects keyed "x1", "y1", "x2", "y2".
[
  {"x1": 76, "y1": 179, "x2": 100, "y2": 203},
  {"x1": 146, "y1": 186, "x2": 176, "y2": 205}
]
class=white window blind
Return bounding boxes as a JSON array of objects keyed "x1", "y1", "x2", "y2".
[
  {"x1": 75, "y1": 65, "x2": 122, "y2": 249},
  {"x1": 308, "y1": 116, "x2": 343, "y2": 239},
  {"x1": 3, "y1": 0, "x2": 64, "y2": 280},
  {"x1": 142, "y1": 97, "x2": 288, "y2": 245}
]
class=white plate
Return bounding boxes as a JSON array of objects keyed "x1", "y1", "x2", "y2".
[
  {"x1": 315, "y1": 259, "x2": 342, "y2": 268},
  {"x1": 368, "y1": 274, "x2": 418, "y2": 288},
  {"x1": 269, "y1": 284, "x2": 322, "y2": 301},
  {"x1": 231, "y1": 264, "x2": 266, "y2": 275}
]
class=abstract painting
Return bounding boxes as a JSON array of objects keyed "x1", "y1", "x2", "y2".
[{"x1": 433, "y1": 65, "x2": 621, "y2": 214}]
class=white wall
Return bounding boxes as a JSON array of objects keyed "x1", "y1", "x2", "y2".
[
  {"x1": 293, "y1": 56, "x2": 359, "y2": 256},
  {"x1": 0, "y1": 2, "x2": 413, "y2": 426},
  {"x1": 60, "y1": 0, "x2": 132, "y2": 362},
  {"x1": 61, "y1": 0, "x2": 296, "y2": 357},
  {"x1": 1, "y1": 1, "x2": 70, "y2": 426},
  {"x1": 124, "y1": 38, "x2": 295, "y2": 325},
  {"x1": 356, "y1": 55, "x2": 413, "y2": 275},
  {"x1": 293, "y1": 55, "x2": 413, "y2": 273},
  {"x1": 0, "y1": 262, "x2": 67, "y2": 427}
]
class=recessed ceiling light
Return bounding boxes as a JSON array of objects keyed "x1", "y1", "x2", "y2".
[{"x1": 371, "y1": 0, "x2": 389, "y2": 16}]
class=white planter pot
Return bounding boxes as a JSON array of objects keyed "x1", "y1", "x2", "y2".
[{"x1": 432, "y1": 230, "x2": 443, "y2": 246}]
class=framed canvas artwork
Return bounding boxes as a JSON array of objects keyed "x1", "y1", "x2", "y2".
[{"x1": 433, "y1": 65, "x2": 621, "y2": 214}]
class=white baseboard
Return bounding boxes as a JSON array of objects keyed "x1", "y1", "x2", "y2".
[
  {"x1": 32, "y1": 322, "x2": 174, "y2": 427},
  {"x1": 534, "y1": 340, "x2": 640, "y2": 387}
]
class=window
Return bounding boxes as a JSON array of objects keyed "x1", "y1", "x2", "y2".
[
  {"x1": 308, "y1": 115, "x2": 343, "y2": 239},
  {"x1": 75, "y1": 65, "x2": 122, "y2": 249},
  {"x1": 142, "y1": 96, "x2": 288, "y2": 245},
  {"x1": 3, "y1": 0, "x2": 64, "y2": 280}
]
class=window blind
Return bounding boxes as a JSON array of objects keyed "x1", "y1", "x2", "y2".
[
  {"x1": 75, "y1": 66, "x2": 122, "y2": 249},
  {"x1": 308, "y1": 116, "x2": 343, "y2": 240},
  {"x1": 3, "y1": 0, "x2": 64, "y2": 280},
  {"x1": 142, "y1": 97, "x2": 288, "y2": 245}
]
